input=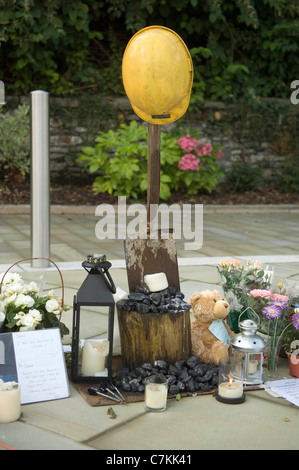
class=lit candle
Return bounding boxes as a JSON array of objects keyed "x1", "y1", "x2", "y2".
[
  {"x1": 218, "y1": 376, "x2": 243, "y2": 399},
  {"x1": 0, "y1": 380, "x2": 21, "y2": 423},
  {"x1": 145, "y1": 382, "x2": 168, "y2": 411},
  {"x1": 81, "y1": 339, "x2": 109, "y2": 376}
]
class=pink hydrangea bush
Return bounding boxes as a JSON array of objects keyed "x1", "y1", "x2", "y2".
[{"x1": 176, "y1": 134, "x2": 223, "y2": 194}]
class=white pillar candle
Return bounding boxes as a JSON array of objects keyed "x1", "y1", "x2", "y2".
[
  {"x1": 144, "y1": 273, "x2": 168, "y2": 292},
  {"x1": 218, "y1": 380, "x2": 243, "y2": 399},
  {"x1": 0, "y1": 380, "x2": 21, "y2": 423},
  {"x1": 81, "y1": 339, "x2": 109, "y2": 376},
  {"x1": 145, "y1": 383, "x2": 168, "y2": 411}
]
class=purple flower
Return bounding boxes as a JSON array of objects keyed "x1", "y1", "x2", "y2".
[
  {"x1": 292, "y1": 312, "x2": 299, "y2": 330},
  {"x1": 271, "y1": 300, "x2": 288, "y2": 310},
  {"x1": 262, "y1": 304, "x2": 282, "y2": 319}
]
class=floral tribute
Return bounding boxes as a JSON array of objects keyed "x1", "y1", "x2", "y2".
[
  {"x1": 176, "y1": 134, "x2": 223, "y2": 194},
  {"x1": 245, "y1": 285, "x2": 288, "y2": 332},
  {"x1": 0, "y1": 272, "x2": 69, "y2": 338},
  {"x1": 217, "y1": 258, "x2": 273, "y2": 333},
  {"x1": 246, "y1": 285, "x2": 299, "y2": 374}
]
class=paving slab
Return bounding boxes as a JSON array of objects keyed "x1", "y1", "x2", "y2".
[{"x1": 1, "y1": 204, "x2": 299, "y2": 451}]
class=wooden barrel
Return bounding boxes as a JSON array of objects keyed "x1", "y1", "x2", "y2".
[{"x1": 117, "y1": 302, "x2": 191, "y2": 370}]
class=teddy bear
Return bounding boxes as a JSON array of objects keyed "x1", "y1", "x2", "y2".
[{"x1": 189, "y1": 289, "x2": 235, "y2": 366}]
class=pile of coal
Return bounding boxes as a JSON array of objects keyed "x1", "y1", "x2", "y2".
[
  {"x1": 117, "y1": 283, "x2": 191, "y2": 314},
  {"x1": 113, "y1": 356, "x2": 219, "y2": 395}
]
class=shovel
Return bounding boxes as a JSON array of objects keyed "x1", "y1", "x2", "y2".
[{"x1": 124, "y1": 123, "x2": 180, "y2": 292}]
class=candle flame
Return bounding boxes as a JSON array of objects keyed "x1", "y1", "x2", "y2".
[{"x1": 228, "y1": 372, "x2": 234, "y2": 386}]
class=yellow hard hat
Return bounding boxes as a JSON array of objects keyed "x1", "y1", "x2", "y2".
[{"x1": 122, "y1": 26, "x2": 193, "y2": 125}]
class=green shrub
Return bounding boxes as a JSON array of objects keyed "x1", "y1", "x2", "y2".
[
  {"x1": 280, "y1": 160, "x2": 299, "y2": 193},
  {"x1": 225, "y1": 162, "x2": 264, "y2": 192},
  {"x1": 0, "y1": 104, "x2": 30, "y2": 180},
  {"x1": 77, "y1": 120, "x2": 223, "y2": 200}
]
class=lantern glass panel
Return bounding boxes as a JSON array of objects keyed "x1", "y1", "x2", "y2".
[
  {"x1": 232, "y1": 350, "x2": 264, "y2": 385},
  {"x1": 73, "y1": 305, "x2": 113, "y2": 380}
]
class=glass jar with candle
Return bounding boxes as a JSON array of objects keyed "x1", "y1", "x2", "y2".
[
  {"x1": 216, "y1": 359, "x2": 246, "y2": 404},
  {"x1": 145, "y1": 374, "x2": 168, "y2": 412},
  {"x1": 0, "y1": 380, "x2": 21, "y2": 423}
]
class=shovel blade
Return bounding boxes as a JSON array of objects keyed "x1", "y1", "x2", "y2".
[{"x1": 124, "y1": 230, "x2": 180, "y2": 292}]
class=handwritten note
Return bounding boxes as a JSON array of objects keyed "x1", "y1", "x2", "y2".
[
  {"x1": 11, "y1": 329, "x2": 70, "y2": 404},
  {"x1": 265, "y1": 379, "x2": 299, "y2": 407}
]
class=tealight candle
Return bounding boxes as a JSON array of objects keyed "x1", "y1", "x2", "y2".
[
  {"x1": 0, "y1": 380, "x2": 21, "y2": 423},
  {"x1": 81, "y1": 339, "x2": 109, "y2": 376},
  {"x1": 145, "y1": 375, "x2": 168, "y2": 412},
  {"x1": 218, "y1": 379, "x2": 243, "y2": 399},
  {"x1": 216, "y1": 360, "x2": 246, "y2": 404}
]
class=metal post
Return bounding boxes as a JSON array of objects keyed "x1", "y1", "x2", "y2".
[{"x1": 30, "y1": 90, "x2": 50, "y2": 268}]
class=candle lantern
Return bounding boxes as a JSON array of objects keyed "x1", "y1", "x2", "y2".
[
  {"x1": 230, "y1": 308, "x2": 266, "y2": 386},
  {"x1": 71, "y1": 254, "x2": 116, "y2": 383}
]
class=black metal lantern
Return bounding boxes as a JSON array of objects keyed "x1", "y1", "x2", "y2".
[{"x1": 71, "y1": 254, "x2": 116, "y2": 383}]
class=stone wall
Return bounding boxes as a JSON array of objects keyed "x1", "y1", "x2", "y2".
[{"x1": 6, "y1": 93, "x2": 298, "y2": 185}]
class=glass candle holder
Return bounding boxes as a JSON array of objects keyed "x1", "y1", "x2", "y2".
[
  {"x1": 0, "y1": 380, "x2": 21, "y2": 423},
  {"x1": 144, "y1": 374, "x2": 168, "y2": 412},
  {"x1": 216, "y1": 359, "x2": 246, "y2": 404}
]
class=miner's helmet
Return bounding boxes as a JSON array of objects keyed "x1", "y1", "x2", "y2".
[{"x1": 122, "y1": 26, "x2": 193, "y2": 125}]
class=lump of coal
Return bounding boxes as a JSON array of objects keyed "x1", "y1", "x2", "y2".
[
  {"x1": 128, "y1": 292, "x2": 147, "y2": 302},
  {"x1": 135, "y1": 283, "x2": 150, "y2": 294},
  {"x1": 186, "y1": 356, "x2": 201, "y2": 369},
  {"x1": 113, "y1": 356, "x2": 219, "y2": 395},
  {"x1": 154, "y1": 360, "x2": 168, "y2": 369},
  {"x1": 117, "y1": 283, "x2": 191, "y2": 315}
]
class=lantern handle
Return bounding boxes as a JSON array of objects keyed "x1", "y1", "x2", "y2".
[
  {"x1": 238, "y1": 307, "x2": 260, "y2": 327},
  {"x1": 82, "y1": 259, "x2": 116, "y2": 294},
  {"x1": 98, "y1": 263, "x2": 116, "y2": 294}
]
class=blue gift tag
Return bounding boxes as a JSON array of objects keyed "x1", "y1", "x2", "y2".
[{"x1": 208, "y1": 319, "x2": 231, "y2": 347}]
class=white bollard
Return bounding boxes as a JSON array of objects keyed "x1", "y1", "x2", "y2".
[{"x1": 30, "y1": 90, "x2": 50, "y2": 268}]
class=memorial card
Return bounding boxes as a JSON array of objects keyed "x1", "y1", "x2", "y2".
[{"x1": 0, "y1": 328, "x2": 70, "y2": 404}]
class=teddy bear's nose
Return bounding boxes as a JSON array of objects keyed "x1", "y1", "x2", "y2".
[{"x1": 223, "y1": 302, "x2": 229, "y2": 308}]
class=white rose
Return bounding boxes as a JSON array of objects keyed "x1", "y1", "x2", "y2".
[
  {"x1": 28, "y1": 309, "x2": 42, "y2": 322},
  {"x1": 14, "y1": 311, "x2": 25, "y2": 326},
  {"x1": 1, "y1": 272, "x2": 22, "y2": 286},
  {"x1": 16, "y1": 313, "x2": 36, "y2": 331},
  {"x1": 4, "y1": 293, "x2": 17, "y2": 306},
  {"x1": 45, "y1": 298, "x2": 60, "y2": 313},
  {"x1": 15, "y1": 294, "x2": 35, "y2": 309},
  {"x1": 7, "y1": 281, "x2": 24, "y2": 294},
  {"x1": 23, "y1": 281, "x2": 39, "y2": 294}
]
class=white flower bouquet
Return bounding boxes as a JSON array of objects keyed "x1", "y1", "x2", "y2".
[{"x1": 0, "y1": 271, "x2": 69, "y2": 338}]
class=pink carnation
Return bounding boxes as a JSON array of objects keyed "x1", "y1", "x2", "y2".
[
  {"x1": 270, "y1": 293, "x2": 289, "y2": 302},
  {"x1": 216, "y1": 150, "x2": 223, "y2": 159},
  {"x1": 250, "y1": 289, "x2": 272, "y2": 299},
  {"x1": 178, "y1": 154, "x2": 200, "y2": 171}
]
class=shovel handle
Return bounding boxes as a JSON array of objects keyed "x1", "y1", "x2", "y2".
[{"x1": 147, "y1": 123, "x2": 161, "y2": 227}]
